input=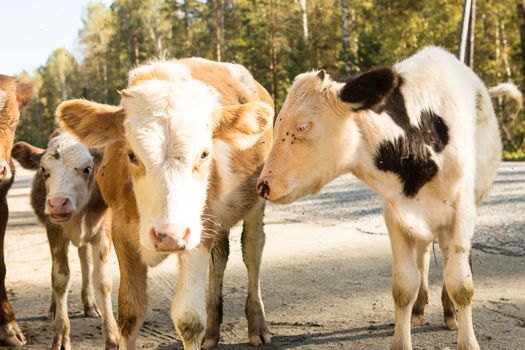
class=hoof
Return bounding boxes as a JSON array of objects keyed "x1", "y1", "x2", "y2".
[
  {"x1": 202, "y1": 337, "x2": 219, "y2": 349},
  {"x1": 444, "y1": 317, "x2": 458, "y2": 330},
  {"x1": 248, "y1": 331, "x2": 271, "y2": 347},
  {"x1": 411, "y1": 313, "x2": 425, "y2": 327},
  {"x1": 84, "y1": 304, "x2": 100, "y2": 318},
  {"x1": 52, "y1": 335, "x2": 71, "y2": 350},
  {"x1": 0, "y1": 321, "x2": 26, "y2": 347}
]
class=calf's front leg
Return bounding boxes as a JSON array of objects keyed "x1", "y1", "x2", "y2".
[
  {"x1": 0, "y1": 196, "x2": 26, "y2": 346},
  {"x1": 47, "y1": 225, "x2": 72, "y2": 350},
  {"x1": 171, "y1": 246, "x2": 210, "y2": 350},
  {"x1": 203, "y1": 230, "x2": 229, "y2": 349},
  {"x1": 385, "y1": 206, "x2": 419, "y2": 350},
  {"x1": 241, "y1": 201, "x2": 270, "y2": 346},
  {"x1": 411, "y1": 243, "x2": 430, "y2": 326},
  {"x1": 113, "y1": 227, "x2": 148, "y2": 350}
]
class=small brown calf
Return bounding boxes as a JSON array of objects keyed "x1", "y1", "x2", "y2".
[{"x1": 12, "y1": 131, "x2": 118, "y2": 350}]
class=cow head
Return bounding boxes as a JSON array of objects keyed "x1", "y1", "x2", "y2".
[
  {"x1": 257, "y1": 67, "x2": 399, "y2": 203},
  {"x1": 12, "y1": 132, "x2": 97, "y2": 223},
  {"x1": 56, "y1": 62, "x2": 273, "y2": 253},
  {"x1": 0, "y1": 75, "x2": 33, "y2": 184}
]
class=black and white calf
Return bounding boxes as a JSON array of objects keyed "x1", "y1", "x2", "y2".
[{"x1": 256, "y1": 46, "x2": 522, "y2": 350}]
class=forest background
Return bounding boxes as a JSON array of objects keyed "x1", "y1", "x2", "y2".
[{"x1": 13, "y1": 0, "x2": 525, "y2": 159}]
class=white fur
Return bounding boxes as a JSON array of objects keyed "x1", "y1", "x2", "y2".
[
  {"x1": 122, "y1": 73, "x2": 221, "y2": 253},
  {"x1": 41, "y1": 132, "x2": 94, "y2": 215}
]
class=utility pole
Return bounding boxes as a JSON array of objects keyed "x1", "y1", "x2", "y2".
[{"x1": 458, "y1": 0, "x2": 476, "y2": 67}]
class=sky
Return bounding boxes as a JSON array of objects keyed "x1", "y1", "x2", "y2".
[{"x1": 0, "y1": 0, "x2": 113, "y2": 76}]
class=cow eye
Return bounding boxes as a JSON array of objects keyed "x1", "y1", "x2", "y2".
[
  {"x1": 40, "y1": 167, "x2": 49, "y2": 180},
  {"x1": 200, "y1": 150, "x2": 210, "y2": 160},
  {"x1": 128, "y1": 150, "x2": 137, "y2": 163},
  {"x1": 83, "y1": 166, "x2": 92, "y2": 175},
  {"x1": 296, "y1": 122, "x2": 311, "y2": 132}
]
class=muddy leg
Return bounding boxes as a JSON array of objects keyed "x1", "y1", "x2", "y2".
[
  {"x1": 0, "y1": 196, "x2": 25, "y2": 346},
  {"x1": 91, "y1": 230, "x2": 119, "y2": 349},
  {"x1": 385, "y1": 205, "x2": 419, "y2": 350},
  {"x1": 411, "y1": 243, "x2": 430, "y2": 326},
  {"x1": 47, "y1": 224, "x2": 72, "y2": 350},
  {"x1": 202, "y1": 230, "x2": 229, "y2": 349},
  {"x1": 241, "y1": 200, "x2": 271, "y2": 346},
  {"x1": 171, "y1": 246, "x2": 210, "y2": 350},
  {"x1": 78, "y1": 243, "x2": 100, "y2": 318},
  {"x1": 443, "y1": 196, "x2": 479, "y2": 350},
  {"x1": 113, "y1": 226, "x2": 148, "y2": 350}
]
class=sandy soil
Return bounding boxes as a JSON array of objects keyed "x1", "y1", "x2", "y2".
[{"x1": 3, "y1": 163, "x2": 524, "y2": 349}]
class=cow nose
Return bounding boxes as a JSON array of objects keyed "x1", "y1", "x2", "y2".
[
  {"x1": 151, "y1": 224, "x2": 191, "y2": 252},
  {"x1": 256, "y1": 179, "x2": 270, "y2": 199},
  {"x1": 47, "y1": 197, "x2": 71, "y2": 211}
]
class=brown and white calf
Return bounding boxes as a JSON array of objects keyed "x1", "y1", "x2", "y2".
[
  {"x1": 56, "y1": 58, "x2": 274, "y2": 349},
  {"x1": 256, "y1": 47, "x2": 522, "y2": 350},
  {"x1": 0, "y1": 74, "x2": 32, "y2": 346},
  {"x1": 12, "y1": 132, "x2": 118, "y2": 350}
]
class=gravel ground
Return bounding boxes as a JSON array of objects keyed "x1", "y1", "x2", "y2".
[{"x1": 3, "y1": 162, "x2": 524, "y2": 349}]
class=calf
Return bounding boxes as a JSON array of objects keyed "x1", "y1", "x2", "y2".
[
  {"x1": 0, "y1": 75, "x2": 32, "y2": 346},
  {"x1": 12, "y1": 132, "x2": 119, "y2": 350},
  {"x1": 256, "y1": 47, "x2": 521, "y2": 350},
  {"x1": 56, "y1": 58, "x2": 274, "y2": 349}
]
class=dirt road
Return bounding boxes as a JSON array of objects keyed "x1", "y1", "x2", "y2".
[{"x1": 4, "y1": 163, "x2": 525, "y2": 349}]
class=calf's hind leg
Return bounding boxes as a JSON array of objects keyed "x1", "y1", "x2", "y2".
[
  {"x1": 203, "y1": 230, "x2": 230, "y2": 349},
  {"x1": 91, "y1": 230, "x2": 119, "y2": 349},
  {"x1": 411, "y1": 243, "x2": 431, "y2": 326},
  {"x1": 242, "y1": 200, "x2": 271, "y2": 346},
  {"x1": 78, "y1": 243, "x2": 100, "y2": 318}
]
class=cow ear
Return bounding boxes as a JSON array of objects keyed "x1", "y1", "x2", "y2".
[
  {"x1": 339, "y1": 67, "x2": 399, "y2": 113},
  {"x1": 56, "y1": 99, "x2": 125, "y2": 148},
  {"x1": 15, "y1": 82, "x2": 34, "y2": 108},
  {"x1": 212, "y1": 101, "x2": 274, "y2": 142},
  {"x1": 11, "y1": 142, "x2": 44, "y2": 170}
]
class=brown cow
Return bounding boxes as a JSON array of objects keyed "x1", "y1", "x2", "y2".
[
  {"x1": 12, "y1": 131, "x2": 119, "y2": 350},
  {"x1": 56, "y1": 59, "x2": 274, "y2": 349},
  {"x1": 0, "y1": 74, "x2": 32, "y2": 346}
]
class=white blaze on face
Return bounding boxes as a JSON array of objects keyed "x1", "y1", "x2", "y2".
[
  {"x1": 122, "y1": 78, "x2": 220, "y2": 252},
  {"x1": 40, "y1": 133, "x2": 94, "y2": 215}
]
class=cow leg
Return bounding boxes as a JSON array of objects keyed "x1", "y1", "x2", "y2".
[
  {"x1": 411, "y1": 243, "x2": 431, "y2": 326},
  {"x1": 443, "y1": 196, "x2": 479, "y2": 350},
  {"x1": 385, "y1": 205, "x2": 419, "y2": 350},
  {"x1": 437, "y1": 234, "x2": 458, "y2": 331},
  {"x1": 91, "y1": 231, "x2": 119, "y2": 349},
  {"x1": 0, "y1": 196, "x2": 25, "y2": 346},
  {"x1": 202, "y1": 230, "x2": 229, "y2": 349},
  {"x1": 113, "y1": 228, "x2": 148, "y2": 350},
  {"x1": 47, "y1": 224, "x2": 72, "y2": 350},
  {"x1": 171, "y1": 246, "x2": 210, "y2": 350},
  {"x1": 78, "y1": 243, "x2": 100, "y2": 318},
  {"x1": 241, "y1": 200, "x2": 270, "y2": 346}
]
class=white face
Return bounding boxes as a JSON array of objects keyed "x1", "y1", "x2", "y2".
[
  {"x1": 40, "y1": 133, "x2": 94, "y2": 223},
  {"x1": 122, "y1": 79, "x2": 219, "y2": 253}
]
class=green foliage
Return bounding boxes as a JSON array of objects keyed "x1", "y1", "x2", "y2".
[{"x1": 16, "y1": 0, "x2": 525, "y2": 156}]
